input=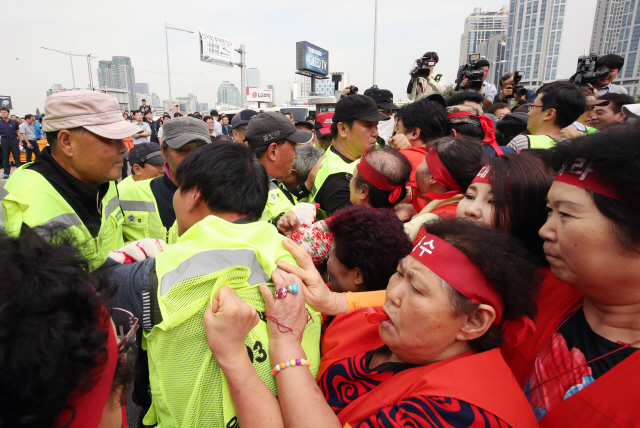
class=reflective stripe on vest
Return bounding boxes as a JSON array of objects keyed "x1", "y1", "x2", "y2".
[
  {"x1": 36, "y1": 213, "x2": 83, "y2": 240},
  {"x1": 118, "y1": 179, "x2": 172, "y2": 243},
  {"x1": 104, "y1": 194, "x2": 121, "y2": 219},
  {"x1": 120, "y1": 200, "x2": 157, "y2": 212},
  {"x1": 160, "y1": 248, "x2": 269, "y2": 295}
]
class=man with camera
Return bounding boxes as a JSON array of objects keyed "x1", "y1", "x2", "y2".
[
  {"x1": 407, "y1": 51, "x2": 446, "y2": 101},
  {"x1": 591, "y1": 54, "x2": 628, "y2": 97},
  {"x1": 341, "y1": 86, "x2": 359, "y2": 97},
  {"x1": 494, "y1": 72, "x2": 537, "y2": 109},
  {"x1": 458, "y1": 58, "x2": 496, "y2": 110}
]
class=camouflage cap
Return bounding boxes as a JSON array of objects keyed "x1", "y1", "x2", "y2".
[{"x1": 446, "y1": 105, "x2": 482, "y2": 125}]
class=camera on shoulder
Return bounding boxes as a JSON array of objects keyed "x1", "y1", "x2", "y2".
[
  {"x1": 505, "y1": 71, "x2": 528, "y2": 99},
  {"x1": 571, "y1": 53, "x2": 609, "y2": 87},
  {"x1": 455, "y1": 54, "x2": 485, "y2": 91}
]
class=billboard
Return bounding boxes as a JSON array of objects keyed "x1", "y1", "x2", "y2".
[
  {"x1": 199, "y1": 31, "x2": 234, "y2": 68},
  {"x1": 0, "y1": 96, "x2": 12, "y2": 109},
  {"x1": 246, "y1": 87, "x2": 273, "y2": 103},
  {"x1": 296, "y1": 41, "x2": 329, "y2": 76}
]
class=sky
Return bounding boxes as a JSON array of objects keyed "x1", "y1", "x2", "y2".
[{"x1": 3, "y1": 0, "x2": 597, "y2": 116}]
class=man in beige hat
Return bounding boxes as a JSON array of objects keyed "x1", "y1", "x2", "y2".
[{"x1": 4, "y1": 90, "x2": 142, "y2": 269}]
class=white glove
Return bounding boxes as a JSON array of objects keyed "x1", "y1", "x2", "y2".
[
  {"x1": 108, "y1": 238, "x2": 167, "y2": 264},
  {"x1": 289, "y1": 203, "x2": 318, "y2": 228}
]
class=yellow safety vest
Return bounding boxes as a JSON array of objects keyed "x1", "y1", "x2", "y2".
[
  {"x1": 4, "y1": 164, "x2": 124, "y2": 270},
  {"x1": 309, "y1": 145, "x2": 358, "y2": 208},
  {"x1": 117, "y1": 175, "x2": 135, "y2": 190},
  {"x1": 260, "y1": 179, "x2": 295, "y2": 223},
  {"x1": 528, "y1": 135, "x2": 556, "y2": 150},
  {"x1": 0, "y1": 187, "x2": 25, "y2": 237},
  {"x1": 118, "y1": 178, "x2": 178, "y2": 244},
  {"x1": 144, "y1": 215, "x2": 322, "y2": 428}
]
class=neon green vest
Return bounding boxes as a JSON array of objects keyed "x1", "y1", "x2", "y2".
[
  {"x1": 118, "y1": 178, "x2": 178, "y2": 244},
  {"x1": 584, "y1": 126, "x2": 598, "y2": 135},
  {"x1": 260, "y1": 180, "x2": 295, "y2": 222},
  {"x1": 4, "y1": 164, "x2": 124, "y2": 270},
  {"x1": 144, "y1": 215, "x2": 322, "y2": 428},
  {"x1": 0, "y1": 187, "x2": 25, "y2": 237},
  {"x1": 309, "y1": 145, "x2": 358, "y2": 206},
  {"x1": 528, "y1": 135, "x2": 556, "y2": 150},
  {"x1": 117, "y1": 175, "x2": 135, "y2": 190}
]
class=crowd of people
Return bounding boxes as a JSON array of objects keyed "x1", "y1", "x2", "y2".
[{"x1": 1, "y1": 49, "x2": 639, "y2": 428}]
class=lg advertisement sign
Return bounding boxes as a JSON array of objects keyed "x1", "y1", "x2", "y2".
[
  {"x1": 296, "y1": 41, "x2": 329, "y2": 76},
  {"x1": 246, "y1": 87, "x2": 273, "y2": 103}
]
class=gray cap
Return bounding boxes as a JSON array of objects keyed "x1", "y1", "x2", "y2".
[
  {"x1": 162, "y1": 117, "x2": 211, "y2": 149},
  {"x1": 244, "y1": 112, "x2": 313, "y2": 148}
]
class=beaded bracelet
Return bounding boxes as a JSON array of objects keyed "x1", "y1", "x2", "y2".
[{"x1": 271, "y1": 358, "x2": 311, "y2": 375}]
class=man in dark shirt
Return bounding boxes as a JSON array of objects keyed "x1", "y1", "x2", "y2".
[
  {"x1": 312, "y1": 95, "x2": 389, "y2": 215},
  {"x1": 139, "y1": 99, "x2": 153, "y2": 116},
  {"x1": 0, "y1": 107, "x2": 21, "y2": 178}
]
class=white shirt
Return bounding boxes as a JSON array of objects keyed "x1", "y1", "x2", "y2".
[
  {"x1": 597, "y1": 84, "x2": 628, "y2": 97},
  {"x1": 133, "y1": 121, "x2": 151, "y2": 144}
]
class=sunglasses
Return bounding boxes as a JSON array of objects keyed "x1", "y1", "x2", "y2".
[{"x1": 111, "y1": 308, "x2": 139, "y2": 353}]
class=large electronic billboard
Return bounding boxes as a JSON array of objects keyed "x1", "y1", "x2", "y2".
[{"x1": 296, "y1": 41, "x2": 329, "y2": 76}]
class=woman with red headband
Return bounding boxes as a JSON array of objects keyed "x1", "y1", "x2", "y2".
[
  {"x1": 203, "y1": 219, "x2": 540, "y2": 427},
  {"x1": 501, "y1": 130, "x2": 640, "y2": 426},
  {"x1": 456, "y1": 153, "x2": 553, "y2": 263},
  {"x1": 0, "y1": 226, "x2": 135, "y2": 428},
  {"x1": 403, "y1": 136, "x2": 487, "y2": 242}
]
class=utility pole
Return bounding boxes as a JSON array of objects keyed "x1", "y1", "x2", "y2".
[
  {"x1": 235, "y1": 44, "x2": 247, "y2": 108},
  {"x1": 165, "y1": 23, "x2": 194, "y2": 111},
  {"x1": 41, "y1": 47, "x2": 95, "y2": 89},
  {"x1": 373, "y1": 0, "x2": 378, "y2": 87}
]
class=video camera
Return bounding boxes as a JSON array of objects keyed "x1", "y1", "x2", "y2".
[
  {"x1": 411, "y1": 57, "x2": 437, "y2": 78},
  {"x1": 455, "y1": 54, "x2": 485, "y2": 91},
  {"x1": 571, "y1": 53, "x2": 609, "y2": 87},
  {"x1": 505, "y1": 71, "x2": 528, "y2": 99},
  {"x1": 344, "y1": 85, "x2": 359, "y2": 95}
]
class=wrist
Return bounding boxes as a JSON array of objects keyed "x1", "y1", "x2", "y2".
[
  {"x1": 211, "y1": 342, "x2": 248, "y2": 367},
  {"x1": 304, "y1": 179, "x2": 313, "y2": 191}
]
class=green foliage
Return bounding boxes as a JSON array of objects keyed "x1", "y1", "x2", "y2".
[
  {"x1": 35, "y1": 108, "x2": 41, "y2": 115},
  {"x1": 442, "y1": 84, "x2": 457, "y2": 99}
]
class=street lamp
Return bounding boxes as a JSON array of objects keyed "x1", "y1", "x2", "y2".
[
  {"x1": 165, "y1": 23, "x2": 194, "y2": 111},
  {"x1": 41, "y1": 47, "x2": 96, "y2": 90}
]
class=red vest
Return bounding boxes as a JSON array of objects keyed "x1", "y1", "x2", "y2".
[
  {"x1": 321, "y1": 308, "x2": 538, "y2": 428},
  {"x1": 501, "y1": 268, "x2": 640, "y2": 427}
]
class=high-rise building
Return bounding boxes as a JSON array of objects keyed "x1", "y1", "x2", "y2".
[
  {"x1": 46, "y1": 84, "x2": 68, "y2": 97},
  {"x1": 97, "y1": 56, "x2": 136, "y2": 108},
  {"x1": 197, "y1": 102, "x2": 209, "y2": 112},
  {"x1": 247, "y1": 68, "x2": 261, "y2": 88},
  {"x1": 478, "y1": 34, "x2": 508, "y2": 86},
  {"x1": 152, "y1": 93, "x2": 161, "y2": 108},
  {"x1": 176, "y1": 93, "x2": 198, "y2": 112},
  {"x1": 136, "y1": 83, "x2": 149, "y2": 94},
  {"x1": 459, "y1": 6, "x2": 509, "y2": 66},
  {"x1": 590, "y1": 0, "x2": 640, "y2": 95},
  {"x1": 267, "y1": 84, "x2": 275, "y2": 107},
  {"x1": 217, "y1": 81, "x2": 241, "y2": 108}
]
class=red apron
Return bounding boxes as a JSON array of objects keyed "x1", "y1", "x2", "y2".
[
  {"x1": 321, "y1": 308, "x2": 538, "y2": 428},
  {"x1": 501, "y1": 268, "x2": 640, "y2": 427}
]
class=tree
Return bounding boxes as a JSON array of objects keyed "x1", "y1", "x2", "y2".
[
  {"x1": 442, "y1": 84, "x2": 457, "y2": 99},
  {"x1": 35, "y1": 108, "x2": 41, "y2": 115}
]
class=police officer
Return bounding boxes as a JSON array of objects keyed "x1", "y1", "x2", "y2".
[
  {"x1": 118, "y1": 117, "x2": 210, "y2": 244},
  {"x1": 3, "y1": 90, "x2": 141, "y2": 269},
  {"x1": 244, "y1": 112, "x2": 314, "y2": 224}
]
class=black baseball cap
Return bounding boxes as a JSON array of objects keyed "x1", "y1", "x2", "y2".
[
  {"x1": 231, "y1": 109, "x2": 258, "y2": 130},
  {"x1": 128, "y1": 142, "x2": 163, "y2": 166},
  {"x1": 363, "y1": 88, "x2": 399, "y2": 111},
  {"x1": 244, "y1": 112, "x2": 313, "y2": 148},
  {"x1": 422, "y1": 93, "x2": 447, "y2": 110},
  {"x1": 332, "y1": 94, "x2": 390, "y2": 123}
]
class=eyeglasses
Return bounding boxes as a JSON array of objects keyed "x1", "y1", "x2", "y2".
[
  {"x1": 378, "y1": 109, "x2": 394, "y2": 116},
  {"x1": 111, "y1": 308, "x2": 139, "y2": 353},
  {"x1": 345, "y1": 172, "x2": 353, "y2": 182},
  {"x1": 526, "y1": 104, "x2": 544, "y2": 112}
]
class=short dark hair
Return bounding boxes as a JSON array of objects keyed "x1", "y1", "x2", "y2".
[
  {"x1": 144, "y1": 110, "x2": 152, "y2": 116},
  {"x1": 1, "y1": 107, "x2": 10, "y2": 113},
  {"x1": 45, "y1": 127, "x2": 84, "y2": 150},
  {"x1": 132, "y1": 110, "x2": 141, "y2": 116},
  {"x1": 486, "y1": 153, "x2": 554, "y2": 262},
  {"x1": 396, "y1": 99, "x2": 448, "y2": 144},
  {"x1": 209, "y1": 109, "x2": 219, "y2": 117},
  {"x1": 141, "y1": 98, "x2": 146, "y2": 102},
  {"x1": 595, "y1": 54, "x2": 625, "y2": 71},
  {"x1": 543, "y1": 129, "x2": 640, "y2": 250},
  {"x1": 187, "y1": 113, "x2": 195, "y2": 117},
  {"x1": 352, "y1": 148, "x2": 412, "y2": 209},
  {"x1": 0, "y1": 226, "x2": 133, "y2": 428},
  {"x1": 174, "y1": 112, "x2": 182, "y2": 118},
  {"x1": 430, "y1": 136, "x2": 488, "y2": 191},
  {"x1": 446, "y1": 91, "x2": 485, "y2": 107},
  {"x1": 473, "y1": 59, "x2": 491, "y2": 69},
  {"x1": 499, "y1": 73, "x2": 515, "y2": 88},
  {"x1": 598, "y1": 93, "x2": 635, "y2": 114},
  {"x1": 537, "y1": 81, "x2": 587, "y2": 128},
  {"x1": 203, "y1": 115, "x2": 213, "y2": 122},
  {"x1": 253, "y1": 139, "x2": 288, "y2": 160},
  {"x1": 24, "y1": 114, "x2": 34, "y2": 120},
  {"x1": 488, "y1": 102, "x2": 509, "y2": 115},
  {"x1": 330, "y1": 119, "x2": 355, "y2": 139},
  {"x1": 450, "y1": 121, "x2": 485, "y2": 140},
  {"x1": 295, "y1": 121, "x2": 314, "y2": 132},
  {"x1": 328, "y1": 205, "x2": 413, "y2": 291},
  {"x1": 426, "y1": 219, "x2": 541, "y2": 352},
  {"x1": 422, "y1": 51, "x2": 439, "y2": 63},
  {"x1": 174, "y1": 142, "x2": 268, "y2": 220}
]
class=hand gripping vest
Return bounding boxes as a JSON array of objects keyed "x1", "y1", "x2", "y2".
[
  {"x1": 309, "y1": 145, "x2": 358, "y2": 207},
  {"x1": 260, "y1": 180, "x2": 295, "y2": 223},
  {"x1": 144, "y1": 215, "x2": 322, "y2": 428},
  {"x1": 527, "y1": 135, "x2": 556, "y2": 150},
  {"x1": 118, "y1": 178, "x2": 179, "y2": 244},
  {"x1": 0, "y1": 187, "x2": 25, "y2": 237},
  {"x1": 3, "y1": 164, "x2": 124, "y2": 270}
]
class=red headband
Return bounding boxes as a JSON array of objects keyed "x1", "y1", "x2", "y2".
[
  {"x1": 357, "y1": 151, "x2": 415, "y2": 203},
  {"x1": 471, "y1": 164, "x2": 492, "y2": 185},
  {"x1": 411, "y1": 234, "x2": 535, "y2": 347},
  {"x1": 448, "y1": 112, "x2": 504, "y2": 156},
  {"x1": 54, "y1": 308, "x2": 119, "y2": 428},
  {"x1": 422, "y1": 148, "x2": 464, "y2": 200},
  {"x1": 555, "y1": 158, "x2": 639, "y2": 209}
]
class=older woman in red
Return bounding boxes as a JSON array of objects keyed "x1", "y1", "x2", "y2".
[
  {"x1": 203, "y1": 220, "x2": 540, "y2": 428},
  {"x1": 501, "y1": 130, "x2": 640, "y2": 427}
]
